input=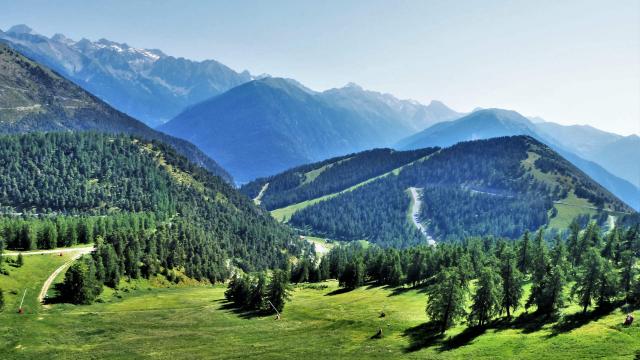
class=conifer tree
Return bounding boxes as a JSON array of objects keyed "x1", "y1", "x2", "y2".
[
  {"x1": 517, "y1": 231, "x2": 531, "y2": 274},
  {"x1": 267, "y1": 269, "x2": 292, "y2": 313},
  {"x1": 339, "y1": 258, "x2": 364, "y2": 289},
  {"x1": 426, "y1": 267, "x2": 467, "y2": 334},
  {"x1": 596, "y1": 259, "x2": 619, "y2": 308},
  {"x1": 249, "y1": 272, "x2": 267, "y2": 311},
  {"x1": 572, "y1": 248, "x2": 603, "y2": 313},
  {"x1": 468, "y1": 266, "x2": 502, "y2": 326},
  {"x1": 499, "y1": 247, "x2": 523, "y2": 319}
]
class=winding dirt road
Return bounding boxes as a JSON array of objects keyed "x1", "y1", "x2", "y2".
[{"x1": 2, "y1": 246, "x2": 95, "y2": 304}]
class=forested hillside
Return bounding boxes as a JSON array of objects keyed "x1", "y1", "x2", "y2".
[
  {"x1": 0, "y1": 132, "x2": 305, "y2": 277},
  {"x1": 286, "y1": 136, "x2": 634, "y2": 246},
  {"x1": 0, "y1": 43, "x2": 232, "y2": 182},
  {"x1": 241, "y1": 147, "x2": 437, "y2": 210}
]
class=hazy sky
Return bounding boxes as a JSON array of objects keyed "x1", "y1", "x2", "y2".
[{"x1": 2, "y1": 0, "x2": 639, "y2": 135}]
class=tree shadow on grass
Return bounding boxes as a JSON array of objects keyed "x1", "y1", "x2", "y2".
[
  {"x1": 388, "y1": 282, "x2": 430, "y2": 297},
  {"x1": 218, "y1": 300, "x2": 268, "y2": 319},
  {"x1": 439, "y1": 326, "x2": 487, "y2": 351},
  {"x1": 325, "y1": 287, "x2": 354, "y2": 296},
  {"x1": 401, "y1": 321, "x2": 445, "y2": 353},
  {"x1": 547, "y1": 303, "x2": 619, "y2": 338},
  {"x1": 488, "y1": 311, "x2": 557, "y2": 334}
]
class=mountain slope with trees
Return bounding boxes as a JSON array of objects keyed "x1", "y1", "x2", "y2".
[
  {"x1": 284, "y1": 136, "x2": 634, "y2": 246},
  {"x1": 240, "y1": 147, "x2": 437, "y2": 210},
  {"x1": 0, "y1": 132, "x2": 305, "y2": 280},
  {"x1": 0, "y1": 43, "x2": 231, "y2": 182},
  {"x1": 396, "y1": 109, "x2": 640, "y2": 210}
]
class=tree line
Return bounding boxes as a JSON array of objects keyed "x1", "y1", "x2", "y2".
[{"x1": 287, "y1": 220, "x2": 639, "y2": 333}]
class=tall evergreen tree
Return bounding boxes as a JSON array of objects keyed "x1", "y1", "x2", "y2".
[
  {"x1": 499, "y1": 247, "x2": 523, "y2": 319},
  {"x1": 517, "y1": 231, "x2": 531, "y2": 274},
  {"x1": 620, "y1": 250, "x2": 636, "y2": 301},
  {"x1": 426, "y1": 267, "x2": 467, "y2": 334},
  {"x1": 267, "y1": 269, "x2": 292, "y2": 313},
  {"x1": 572, "y1": 248, "x2": 603, "y2": 313},
  {"x1": 59, "y1": 257, "x2": 102, "y2": 304},
  {"x1": 339, "y1": 258, "x2": 365, "y2": 289},
  {"x1": 596, "y1": 259, "x2": 619, "y2": 308},
  {"x1": 468, "y1": 266, "x2": 502, "y2": 327},
  {"x1": 526, "y1": 230, "x2": 549, "y2": 312}
]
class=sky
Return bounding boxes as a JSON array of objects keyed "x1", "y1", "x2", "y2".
[{"x1": 1, "y1": 0, "x2": 639, "y2": 135}]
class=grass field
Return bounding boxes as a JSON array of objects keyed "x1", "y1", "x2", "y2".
[{"x1": 2, "y1": 255, "x2": 639, "y2": 359}]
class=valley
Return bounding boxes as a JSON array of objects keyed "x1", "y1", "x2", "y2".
[{"x1": 0, "y1": 11, "x2": 638, "y2": 360}]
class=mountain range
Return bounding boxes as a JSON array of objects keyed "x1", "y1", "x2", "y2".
[
  {"x1": 397, "y1": 109, "x2": 640, "y2": 210},
  {"x1": 0, "y1": 24, "x2": 252, "y2": 127},
  {"x1": 160, "y1": 78, "x2": 460, "y2": 183},
  {"x1": 0, "y1": 42, "x2": 232, "y2": 182}
]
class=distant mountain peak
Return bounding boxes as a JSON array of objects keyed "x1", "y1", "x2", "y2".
[
  {"x1": 343, "y1": 82, "x2": 363, "y2": 90},
  {"x1": 6, "y1": 24, "x2": 35, "y2": 35}
]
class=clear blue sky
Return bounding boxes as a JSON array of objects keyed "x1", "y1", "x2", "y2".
[{"x1": 1, "y1": 0, "x2": 638, "y2": 135}]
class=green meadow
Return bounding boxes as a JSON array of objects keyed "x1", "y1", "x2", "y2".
[{"x1": 1, "y1": 252, "x2": 639, "y2": 359}]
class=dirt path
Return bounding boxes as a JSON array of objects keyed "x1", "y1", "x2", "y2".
[
  {"x1": 408, "y1": 187, "x2": 436, "y2": 246},
  {"x1": 2, "y1": 246, "x2": 94, "y2": 256},
  {"x1": 37, "y1": 247, "x2": 94, "y2": 304},
  {"x1": 253, "y1": 182, "x2": 269, "y2": 205}
]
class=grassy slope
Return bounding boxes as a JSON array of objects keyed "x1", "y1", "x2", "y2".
[
  {"x1": 521, "y1": 151, "x2": 625, "y2": 230},
  {"x1": 0, "y1": 253, "x2": 72, "y2": 314},
  {"x1": 1, "y1": 277, "x2": 638, "y2": 359}
]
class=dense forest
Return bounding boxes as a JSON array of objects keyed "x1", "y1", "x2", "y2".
[
  {"x1": 0, "y1": 132, "x2": 308, "y2": 273},
  {"x1": 289, "y1": 136, "x2": 632, "y2": 246},
  {"x1": 241, "y1": 148, "x2": 436, "y2": 210},
  {"x1": 289, "y1": 220, "x2": 640, "y2": 333}
]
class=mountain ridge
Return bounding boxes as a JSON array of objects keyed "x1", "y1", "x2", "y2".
[{"x1": 0, "y1": 42, "x2": 232, "y2": 182}]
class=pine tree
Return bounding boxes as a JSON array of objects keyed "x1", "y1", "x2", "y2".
[
  {"x1": 60, "y1": 257, "x2": 102, "y2": 304},
  {"x1": 596, "y1": 259, "x2": 619, "y2": 308},
  {"x1": 499, "y1": 247, "x2": 523, "y2": 319},
  {"x1": 339, "y1": 258, "x2": 364, "y2": 289},
  {"x1": 468, "y1": 266, "x2": 502, "y2": 327},
  {"x1": 572, "y1": 248, "x2": 603, "y2": 313},
  {"x1": 526, "y1": 230, "x2": 549, "y2": 312},
  {"x1": 426, "y1": 267, "x2": 467, "y2": 334},
  {"x1": 248, "y1": 272, "x2": 267, "y2": 311},
  {"x1": 517, "y1": 231, "x2": 531, "y2": 274},
  {"x1": 267, "y1": 269, "x2": 292, "y2": 313},
  {"x1": 619, "y1": 250, "x2": 636, "y2": 301},
  {"x1": 225, "y1": 275, "x2": 251, "y2": 308},
  {"x1": 566, "y1": 220, "x2": 581, "y2": 266},
  {"x1": 602, "y1": 227, "x2": 620, "y2": 261}
]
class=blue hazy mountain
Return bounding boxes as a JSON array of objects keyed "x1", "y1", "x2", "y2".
[
  {"x1": 0, "y1": 25, "x2": 252, "y2": 127},
  {"x1": 160, "y1": 78, "x2": 460, "y2": 183},
  {"x1": 396, "y1": 109, "x2": 640, "y2": 210},
  {"x1": 535, "y1": 122, "x2": 639, "y2": 189}
]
